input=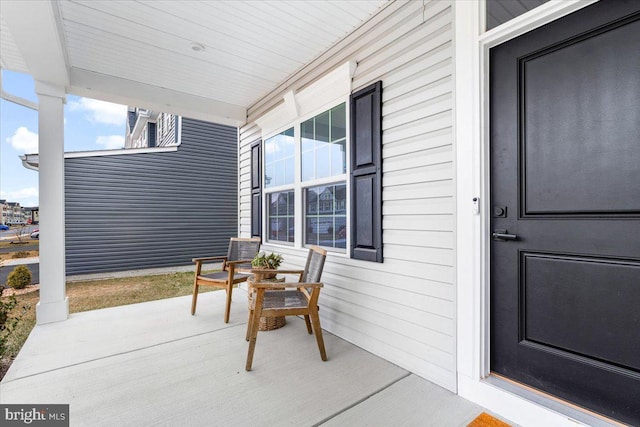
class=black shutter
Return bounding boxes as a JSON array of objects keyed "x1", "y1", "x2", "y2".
[
  {"x1": 250, "y1": 140, "x2": 262, "y2": 238},
  {"x1": 350, "y1": 81, "x2": 383, "y2": 262}
]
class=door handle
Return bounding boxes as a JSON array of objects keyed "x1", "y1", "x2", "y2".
[{"x1": 492, "y1": 230, "x2": 518, "y2": 241}]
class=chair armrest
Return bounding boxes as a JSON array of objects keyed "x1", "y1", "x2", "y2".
[
  {"x1": 226, "y1": 259, "x2": 254, "y2": 266},
  {"x1": 250, "y1": 281, "x2": 323, "y2": 289},
  {"x1": 252, "y1": 269, "x2": 304, "y2": 274},
  {"x1": 250, "y1": 268, "x2": 305, "y2": 275},
  {"x1": 192, "y1": 256, "x2": 227, "y2": 263}
]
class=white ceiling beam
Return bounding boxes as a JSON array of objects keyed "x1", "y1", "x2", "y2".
[
  {"x1": 1, "y1": 0, "x2": 69, "y2": 88},
  {"x1": 70, "y1": 68, "x2": 246, "y2": 127}
]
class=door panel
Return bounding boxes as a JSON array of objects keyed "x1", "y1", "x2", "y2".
[
  {"x1": 490, "y1": 1, "x2": 640, "y2": 424},
  {"x1": 522, "y1": 253, "x2": 640, "y2": 370},
  {"x1": 521, "y1": 18, "x2": 640, "y2": 215}
]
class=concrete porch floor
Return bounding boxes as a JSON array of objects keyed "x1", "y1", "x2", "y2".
[{"x1": 1, "y1": 290, "x2": 497, "y2": 426}]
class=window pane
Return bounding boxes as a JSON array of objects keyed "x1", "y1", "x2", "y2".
[
  {"x1": 315, "y1": 111, "x2": 330, "y2": 143},
  {"x1": 316, "y1": 145, "x2": 330, "y2": 179},
  {"x1": 306, "y1": 217, "x2": 320, "y2": 246},
  {"x1": 302, "y1": 137, "x2": 314, "y2": 153},
  {"x1": 285, "y1": 158, "x2": 295, "y2": 185},
  {"x1": 334, "y1": 216, "x2": 346, "y2": 249},
  {"x1": 331, "y1": 140, "x2": 346, "y2": 176},
  {"x1": 268, "y1": 191, "x2": 295, "y2": 243},
  {"x1": 307, "y1": 188, "x2": 318, "y2": 213},
  {"x1": 302, "y1": 151, "x2": 314, "y2": 182},
  {"x1": 331, "y1": 103, "x2": 346, "y2": 142},
  {"x1": 305, "y1": 183, "x2": 347, "y2": 249},
  {"x1": 284, "y1": 135, "x2": 295, "y2": 158},
  {"x1": 301, "y1": 120, "x2": 314, "y2": 148},
  {"x1": 264, "y1": 142, "x2": 275, "y2": 166},
  {"x1": 283, "y1": 127, "x2": 294, "y2": 138},
  {"x1": 274, "y1": 160, "x2": 285, "y2": 187},
  {"x1": 264, "y1": 163, "x2": 275, "y2": 188},
  {"x1": 301, "y1": 103, "x2": 346, "y2": 182},
  {"x1": 264, "y1": 128, "x2": 294, "y2": 188}
]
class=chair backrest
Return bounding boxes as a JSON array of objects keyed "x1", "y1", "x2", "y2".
[
  {"x1": 302, "y1": 246, "x2": 327, "y2": 283},
  {"x1": 227, "y1": 237, "x2": 261, "y2": 271}
]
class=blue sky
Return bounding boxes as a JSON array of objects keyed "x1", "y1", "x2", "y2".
[{"x1": 1, "y1": 70, "x2": 128, "y2": 207}]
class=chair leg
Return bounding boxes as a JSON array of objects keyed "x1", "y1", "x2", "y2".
[
  {"x1": 191, "y1": 283, "x2": 199, "y2": 315},
  {"x1": 309, "y1": 308, "x2": 327, "y2": 361},
  {"x1": 245, "y1": 311, "x2": 252, "y2": 341},
  {"x1": 224, "y1": 284, "x2": 233, "y2": 323},
  {"x1": 246, "y1": 301, "x2": 254, "y2": 341},
  {"x1": 304, "y1": 315, "x2": 312, "y2": 334},
  {"x1": 246, "y1": 291, "x2": 264, "y2": 371}
]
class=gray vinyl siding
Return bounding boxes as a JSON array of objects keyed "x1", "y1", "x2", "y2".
[
  {"x1": 65, "y1": 118, "x2": 237, "y2": 275},
  {"x1": 238, "y1": 0, "x2": 456, "y2": 390}
]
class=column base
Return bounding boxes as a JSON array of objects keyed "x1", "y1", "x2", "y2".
[{"x1": 36, "y1": 297, "x2": 69, "y2": 325}]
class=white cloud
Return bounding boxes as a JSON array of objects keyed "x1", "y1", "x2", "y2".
[
  {"x1": 6, "y1": 127, "x2": 38, "y2": 153},
  {"x1": 68, "y1": 97, "x2": 127, "y2": 126},
  {"x1": 96, "y1": 135, "x2": 125, "y2": 150},
  {"x1": 0, "y1": 187, "x2": 39, "y2": 204}
]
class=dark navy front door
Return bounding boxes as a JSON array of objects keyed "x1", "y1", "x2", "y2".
[{"x1": 490, "y1": 1, "x2": 640, "y2": 424}]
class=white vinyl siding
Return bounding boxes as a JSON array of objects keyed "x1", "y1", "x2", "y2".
[{"x1": 239, "y1": 0, "x2": 455, "y2": 390}]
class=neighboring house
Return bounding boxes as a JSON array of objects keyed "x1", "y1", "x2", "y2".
[
  {"x1": 2, "y1": 1, "x2": 638, "y2": 426},
  {"x1": 0, "y1": 200, "x2": 7, "y2": 225},
  {"x1": 0, "y1": 202, "x2": 37, "y2": 225},
  {"x1": 23, "y1": 207, "x2": 39, "y2": 224},
  {"x1": 4, "y1": 201, "x2": 25, "y2": 224},
  {"x1": 126, "y1": 108, "x2": 180, "y2": 149},
  {"x1": 22, "y1": 118, "x2": 238, "y2": 275}
]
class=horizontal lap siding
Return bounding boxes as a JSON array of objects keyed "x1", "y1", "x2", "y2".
[
  {"x1": 239, "y1": 0, "x2": 455, "y2": 390},
  {"x1": 65, "y1": 119, "x2": 238, "y2": 275},
  {"x1": 238, "y1": 125, "x2": 261, "y2": 237}
]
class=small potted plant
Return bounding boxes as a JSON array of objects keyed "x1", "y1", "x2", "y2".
[{"x1": 251, "y1": 252, "x2": 283, "y2": 279}]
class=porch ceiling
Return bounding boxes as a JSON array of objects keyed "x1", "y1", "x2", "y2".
[{"x1": 0, "y1": 0, "x2": 387, "y2": 126}]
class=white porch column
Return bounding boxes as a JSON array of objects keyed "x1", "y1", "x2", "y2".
[{"x1": 35, "y1": 81, "x2": 69, "y2": 324}]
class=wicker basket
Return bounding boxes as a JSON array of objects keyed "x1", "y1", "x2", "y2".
[{"x1": 248, "y1": 277, "x2": 286, "y2": 331}]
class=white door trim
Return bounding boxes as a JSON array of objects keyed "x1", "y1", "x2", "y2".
[{"x1": 455, "y1": 1, "x2": 600, "y2": 426}]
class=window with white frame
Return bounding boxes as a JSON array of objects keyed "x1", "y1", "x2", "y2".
[
  {"x1": 301, "y1": 104, "x2": 346, "y2": 249},
  {"x1": 305, "y1": 183, "x2": 346, "y2": 249},
  {"x1": 264, "y1": 128, "x2": 295, "y2": 243},
  {"x1": 264, "y1": 128, "x2": 295, "y2": 189},
  {"x1": 263, "y1": 103, "x2": 347, "y2": 250}
]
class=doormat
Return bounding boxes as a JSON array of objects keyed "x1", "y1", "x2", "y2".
[{"x1": 467, "y1": 412, "x2": 511, "y2": 427}]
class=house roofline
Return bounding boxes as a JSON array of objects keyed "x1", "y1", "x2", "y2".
[{"x1": 20, "y1": 145, "x2": 179, "y2": 171}]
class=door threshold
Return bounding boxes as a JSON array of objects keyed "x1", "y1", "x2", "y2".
[{"x1": 485, "y1": 374, "x2": 627, "y2": 427}]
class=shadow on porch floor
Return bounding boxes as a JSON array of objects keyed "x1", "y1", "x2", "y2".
[{"x1": 0, "y1": 290, "x2": 496, "y2": 426}]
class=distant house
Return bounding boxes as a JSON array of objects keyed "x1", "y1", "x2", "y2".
[
  {"x1": 3, "y1": 201, "x2": 25, "y2": 225},
  {"x1": 0, "y1": 199, "x2": 7, "y2": 225},
  {"x1": 126, "y1": 108, "x2": 179, "y2": 149},
  {"x1": 23, "y1": 207, "x2": 39, "y2": 224}
]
